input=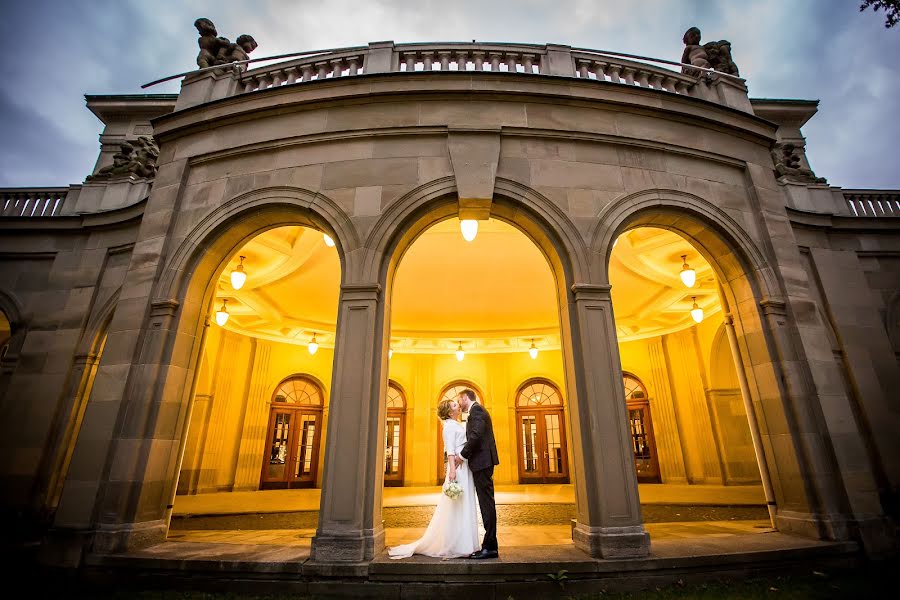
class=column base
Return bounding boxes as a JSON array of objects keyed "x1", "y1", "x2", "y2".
[
  {"x1": 775, "y1": 510, "x2": 896, "y2": 556},
  {"x1": 572, "y1": 522, "x2": 651, "y2": 559},
  {"x1": 310, "y1": 527, "x2": 384, "y2": 564},
  {"x1": 92, "y1": 519, "x2": 168, "y2": 554}
]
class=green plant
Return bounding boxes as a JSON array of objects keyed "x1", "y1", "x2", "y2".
[{"x1": 547, "y1": 569, "x2": 570, "y2": 589}]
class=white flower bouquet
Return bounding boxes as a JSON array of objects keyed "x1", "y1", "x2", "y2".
[{"x1": 443, "y1": 479, "x2": 463, "y2": 500}]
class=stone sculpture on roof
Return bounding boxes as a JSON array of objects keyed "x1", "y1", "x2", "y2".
[
  {"x1": 194, "y1": 18, "x2": 257, "y2": 69},
  {"x1": 680, "y1": 27, "x2": 740, "y2": 77},
  {"x1": 85, "y1": 136, "x2": 159, "y2": 182}
]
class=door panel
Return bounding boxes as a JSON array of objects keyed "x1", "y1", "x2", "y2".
[
  {"x1": 384, "y1": 413, "x2": 404, "y2": 486},
  {"x1": 626, "y1": 401, "x2": 661, "y2": 483},
  {"x1": 516, "y1": 409, "x2": 569, "y2": 484},
  {"x1": 260, "y1": 407, "x2": 322, "y2": 489}
]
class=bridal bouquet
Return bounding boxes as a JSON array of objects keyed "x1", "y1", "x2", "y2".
[{"x1": 443, "y1": 480, "x2": 463, "y2": 500}]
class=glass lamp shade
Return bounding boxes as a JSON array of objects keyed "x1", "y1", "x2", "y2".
[
  {"x1": 230, "y1": 266, "x2": 246, "y2": 290},
  {"x1": 690, "y1": 298, "x2": 704, "y2": 323},
  {"x1": 455, "y1": 343, "x2": 465, "y2": 361},
  {"x1": 308, "y1": 334, "x2": 319, "y2": 355},
  {"x1": 679, "y1": 255, "x2": 696, "y2": 288},
  {"x1": 529, "y1": 341, "x2": 538, "y2": 359},
  {"x1": 214, "y1": 299, "x2": 229, "y2": 326},
  {"x1": 460, "y1": 219, "x2": 478, "y2": 242},
  {"x1": 323, "y1": 234, "x2": 335, "y2": 247}
]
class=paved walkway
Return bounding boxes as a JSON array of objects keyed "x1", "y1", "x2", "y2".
[{"x1": 173, "y1": 483, "x2": 766, "y2": 516}]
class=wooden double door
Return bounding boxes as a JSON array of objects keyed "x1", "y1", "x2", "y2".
[
  {"x1": 516, "y1": 407, "x2": 570, "y2": 484},
  {"x1": 260, "y1": 406, "x2": 322, "y2": 489},
  {"x1": 626, "y1": 399, "x2": 661, "y2": 483}
]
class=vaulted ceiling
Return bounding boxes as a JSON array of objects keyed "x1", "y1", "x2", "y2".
[{"x1": 213, "y1": 220, "x2": 719, "y2": 353}]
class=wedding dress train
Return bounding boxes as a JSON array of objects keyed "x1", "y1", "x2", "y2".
[{"x1": 387, "y1": 418, "x2": 481, "y2": 559}]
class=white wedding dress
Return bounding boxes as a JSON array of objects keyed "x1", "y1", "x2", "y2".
[{"x1": 388, "y1": 418, "x2": 481, "y2": 559}]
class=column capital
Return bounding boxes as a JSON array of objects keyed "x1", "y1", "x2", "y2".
[
  {"x1": 339, "y1": 283, "x2": 382, "y2": 301},
  {"x1": 570, "y1": 283, "x2": 612, "y2": 300},
  {"x1": 759, "y1": 297, "x2": 787, "y2": 316}
]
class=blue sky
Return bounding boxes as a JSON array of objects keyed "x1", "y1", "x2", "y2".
[{"x1": 1, "y1": 0, "x2": 898, "y2": 189}]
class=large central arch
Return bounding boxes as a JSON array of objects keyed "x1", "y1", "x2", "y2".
[{"x1": 307, "y1": 177, "x2": 652, "y2": 560}]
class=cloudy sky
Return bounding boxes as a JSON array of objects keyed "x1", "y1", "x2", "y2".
[{"x1": 1, "y1": 0, "x2": 897, "y2": 189}]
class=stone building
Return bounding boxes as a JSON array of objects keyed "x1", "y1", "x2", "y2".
[{"x1": 0, "y1": 39, "x2": 898, "y2": 576}]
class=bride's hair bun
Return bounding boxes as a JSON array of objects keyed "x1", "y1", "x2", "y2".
[{"x1": 437, "y1": 398, "x2": 455, "y2": 420}]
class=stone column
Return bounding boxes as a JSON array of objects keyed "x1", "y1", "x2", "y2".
[
  {"x1": 565, "y1": 283, "x2": 650, "y2": 558},
  {"x1": 310, "y1": 283, "x2": 387, "y2": 563}
]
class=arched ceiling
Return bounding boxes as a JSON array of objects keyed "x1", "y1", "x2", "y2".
[{"x1": 213, "y1": 221, "x2": 719, "y2": 353}]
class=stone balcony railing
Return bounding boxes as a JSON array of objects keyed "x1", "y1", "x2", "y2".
[
  {"x1": 0, "y1": 188, "x2": 69, "y2": 217},
  {"x1": 843, "y1": 190, "x2": 900, "y2": 217},
  {"x1": 172, "y1": 41, "x2": 752, "y2": 112}
]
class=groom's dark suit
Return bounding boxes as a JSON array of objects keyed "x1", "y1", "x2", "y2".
[{"x1": 460, "y1": 401, "x2": 500, "y2": 553}]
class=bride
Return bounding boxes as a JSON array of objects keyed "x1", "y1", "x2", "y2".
[{"x1": 388, "y1": 397, "x2": 481, "y2": 559}]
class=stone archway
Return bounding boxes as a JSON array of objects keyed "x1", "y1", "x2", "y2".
[
  {"x1": 52, "y1": 187, "x2": 356, "y2": 552},
  {"x1": 308, "y1": 178, "x2": 651, "y2": 561},
  {"x1": 591, "y1": 188, "x2": 835, "y2": 538}
]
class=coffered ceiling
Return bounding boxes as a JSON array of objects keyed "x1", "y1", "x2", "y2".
[{"x1": 213, "y1": 220, "x2": 719, "y2": 353}]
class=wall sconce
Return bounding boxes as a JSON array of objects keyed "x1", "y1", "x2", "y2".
[{"x1": 230, "y1": 255, "x2": 247, "y2": 290}]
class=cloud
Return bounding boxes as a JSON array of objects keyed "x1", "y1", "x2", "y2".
[{"x1": 0, "y1": 0, "x2": 897, "y2": 188}]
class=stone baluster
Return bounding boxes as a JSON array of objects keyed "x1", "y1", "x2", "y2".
[
  {"x1": 675, "y1": 80, "x2": 691, "y2": 95},
  {"x1": 423, "y1": 52, "x2": 434, "y2": 71},
  {"x1": 662, "y1": 76, "x2": 677, "y2": 93},
  {"x1": 285, "y1": 66, "x2": 299, "y2": 85},
  {"x1": 438, "y1": 51, "x2": 451, "y2": 71},
  {"x1": 348, "y1": 57, "x2": 360, "y2": 75},
  {"x1": 648, "y1": 73, "x2": 664, "y2": 90},
  {"x1": 257, "y1": 75, "x2": 272, "y2": 90},
  {"x1": 489, "y1": 52, "x2": 502, "y2": 71},
  {"x1": 455, "y1": 50, "x2": 469, "y2": 71},
  {"x1": 331, "y1": 59, "x2": 344, "y2": 78},
  {"x1": 636, "y1": 70, "x2": 650, "y2": 87},
  {"x1": 403, "y1": 53, "x2": 415, "y2": 72},
  {"x1": 243, "y1": 78, "x2": 256, "y2": 93},
  {"x1": 523, "y1": 54, "x2": 535, "y2": 73},
  {"x1": 622, "y1": 67, "x2": 636, "y2": 85},
  {"x1": 301, "y1": 65, "x2": 314, "y2": 82},
  {"x1": 592, "y1": 61, "x2": 607, "y2": 81},
  {"x1": 316, "y1": 63, "x2": 329, "y2": 79},
  {"x1": 606, "y1": 64, "x2": 622, "y2": 83},
  {"x1": 473, "y1": 51, "x2": 485, "y2": 71},
  {"x1": 506, "y1": 54, "x2": 517, "y2": 72},
  {"x1": 270, "y1": 70, "x2": 284, "y2": 87},
  {"x1": 577, "y1": 60, "x2": 590, "y2": 78}
]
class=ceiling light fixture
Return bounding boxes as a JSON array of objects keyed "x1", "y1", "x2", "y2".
[
  {"x1": 529, "y1": 339, "x2": 538, "y2": 360},
  {"x1": 230, "y1": 255, "x2": 247, "y2": 290},
  {"x1": 690, "y1": 297, "x2": 704, "y2": 323},
  {"x1": 680, "y1": 255, "x2": 696, "y2": 288},
  {"x1": 455, "y1": 341, "x2": 465, "y2": 361},
  {"x1": 323, "y1": 233, "x2": 335, "y2": 247},
  {"x1": 215, "y1": 298, "x2": 229, "y2": 326},
  {"x1": 460, "y1": 219, "x2": 478, "y2": 242},
  {"x1": 308, "y1": 333, "x2": 319, "y2": 355}
]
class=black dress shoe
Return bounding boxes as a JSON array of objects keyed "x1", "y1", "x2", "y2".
[{"x1": 468, "y1": 549, "x2": 499, "y2": 559}]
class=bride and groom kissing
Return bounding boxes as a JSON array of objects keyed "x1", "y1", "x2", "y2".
[{"x1": 388, "y1": 389, "x2": 501, "y2": 560}]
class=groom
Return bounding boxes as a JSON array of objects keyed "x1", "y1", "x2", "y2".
[{"x1": 457, "y1": 388, "x2": 500, "y2": 559}]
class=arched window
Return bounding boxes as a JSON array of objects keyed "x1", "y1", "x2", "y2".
[
  {"x1": 622, "y1": 373, "x2": 660, "y2": 483},
  {"x1": 261, "y1": 375, "x2": 324, "y2": 489},
  {"x1": 384, "y1": 381, "x2": 406, "y2": 486},
  {"x1": 515, "y1": 379, "x2": 569, "y2": 484}
]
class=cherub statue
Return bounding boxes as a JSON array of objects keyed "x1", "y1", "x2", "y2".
[
  {"x1": 215, "y1": 33, "x2": 258, "y2": 65},
  {"x1": 771, "y1": 142, "x2": 826, "y2": 184},
  {"x1": 680, "y1": 27, "x2": 711, "y2": 76},
  {"x1": 680, "y1": 27, "x2": 741, "y2": 77},
  {"x1": 86, "y1": 136, "x2": 159, "y2": 182},
  {"x1": 195, "y1": 18, "x2": 228, "y2": 69},
  {"x1": 703, "y1": 39, "x2": 740, "y2": 76}
]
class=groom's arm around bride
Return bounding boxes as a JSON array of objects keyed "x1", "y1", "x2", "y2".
[{"x1": 457, "y1": 390, "x2": 500, "y2": 558}]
